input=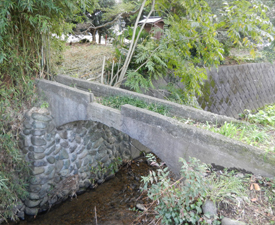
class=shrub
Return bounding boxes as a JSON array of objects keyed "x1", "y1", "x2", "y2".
[{"x1": 141, "y1": 154, "x2": 208, "y2": 224}]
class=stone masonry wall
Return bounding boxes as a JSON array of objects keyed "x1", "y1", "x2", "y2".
[
  {"x1": 20, "y1": 107, "x2": 147, "y2": 216},
  {"x1": 198, "y1": 63, "x2": 275, "y2": 118}
]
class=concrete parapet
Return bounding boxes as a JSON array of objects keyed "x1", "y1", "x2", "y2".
[
  {"x1": 120, "y1": 105, "x2": 275, "y2": 177},
  {"x1": 55, "y1": 75, "x2": 240, "y2": 125},
  {"x1": 36, "y1": 79, "x2": 94, "y2": 127}
]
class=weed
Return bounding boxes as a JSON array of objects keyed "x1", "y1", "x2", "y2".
[
  {"x1": 138, "y1": 154, "x2": 253, "y2": 224},
  {"x1": 41, "y1": 101, "x2": 49, "y2": 109},
  {"x1": 100, "y1": 96, "x2": 169, "y2": 116},
  {"x1": 0, "y1": 78, "x2": 34, "y2": 221},
  {"x1": 90, "y1": 157, "x2": 123, "y2": 185},
  {"x1": 207, "y1": 169, "x2": 249, "y2": 205},
  {"x1": 140, "y1": 154, "x2": 208, "y2": 224},
  {"x1": 241, "y1": 106, "x2": 275, "y2": 126}
]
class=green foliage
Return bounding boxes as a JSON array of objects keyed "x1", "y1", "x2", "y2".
[
  {"x1": 0, "y1": 0, "x2": 97, "y2": 82},
  {"x1": 113, "y1": 0, "x2": 275, "y2": 103},
  {"x1": 124, "y1": 40, "x2": 168, "y2": 92},
  {"x1": 241, "y1": 105, "x2": 275, "y2": 126},
  {"x1": 207, "y1": 169, "x2": 249, "y2": 204},
  {"x1": 0, "y1": 0, "x2": 98, "y2": 221},
  {"x1": 176, "y1": 116, "x2": 274, "y2": 151},
  {"x1": 103, "y1": 1, "x2": 137, "y2": 21},
  {"x1": 100, "y1": 95, "x2": 169, "y2": 116},
  {"x1": 0, "y1": 78, "x2": 36, "y2": 222},
  {"x1": 219, "y1": 1, "x2": 274, "y2": 48},
  {"x1": 90, "y1": 157, "x2": 122, "y2": 185},
  {"x1": 40, "y1": 101, "x2": 49, "y2": 109},
  {"x1": 214, "y1": 122, "x2": 239, "y2": 138},
  {"x1": 206, "y1": 121, "x2": 270, "y2": 147},
  {"x1": 141, "y1": 154, "x2": 208, "y2": 224}
]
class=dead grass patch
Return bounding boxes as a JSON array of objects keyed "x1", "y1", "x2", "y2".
[{"x1": 56, "y1": 43, "x2": 114, "y2": 82}]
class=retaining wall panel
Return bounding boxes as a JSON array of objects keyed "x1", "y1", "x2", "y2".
[{"x1": 201, "y1": 63, "x2": 275, "y2": 117}]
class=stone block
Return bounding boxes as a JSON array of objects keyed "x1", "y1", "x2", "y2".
[
  {"x1": 101, "y1": 155, "x2": 109, "y2": 164},
  {"x1": 60, "y1": 169, "x2": 69, "y2": 177},
  {"x1": 25, "y1": 207, "x2": 38, "y2": 216},
  {"x1": 29, "y1": 184, "x2": 41, "y2": 193},
  {"x1": 31, "y1": 130, "x2": 46, "y2": 136},
  {"x1": 29, "y1": 193, "x2": 41, "y2": 200},
  {"x1": 33, "y1": 160, "x2": 47, "y2": 167},
  {"x1": 45, "y1": 145, "x2": 55, "y2": 155},
  {"x1": 40, "y1": 196, "x2": 49, "y2": 207},
  {"x1": 46, "y1": 139, "x2": 55, "y2": 148},
  {"x1": 59, "y1": 130, "x2": 68, "y2": 139},
  {"x1": 63, "y1": 160, "x2": 70, "y2": 169},
  {"x1": 71, "y1": 154, "x2": 77, "y2": 162},
  {"x1": 45, "y1": 133, "x2": 53, "y2": 141},
  {"x1": 23, "y1": 129, "x2": 32, "y2": 135},
  {"x1": 47, "y1": 156, "x2": 56, "y2": 164},
  {"x1": 55, "y1": 160, "x2": 64, "y2": 172},
  {"x1": 29, "y1": 176, "x2": 41, "y2": 185},
  {"x1": 69, "y1": 144, "x2": 77, "y2": 153},
  {"x1": 46, "y1": 123, "x2": 55, "y2": 133},
  {"x1": 78, "y1": 149, "x2": 88, "y2": 159},
  {"x1": 59, "y1": 148, "x2": 69, "y2": 160},
  {"x1": 75, "y1": 135, "x2": 82, "y2": 144},
  {"x1": 54, "y1": 146, "x2": 61, "y2": 155},
  {"x1": 34, "y1": 153, "x2": 45, "y2": 160},
  {"x1": 32, "y1": 113, "x2": 52, "y2": 122},
  {"x1": 31, "y1": 136, "x2": 46, "y2": 146},
  {"x1": 86, "y1": 141, "x2": 93, "y2": 150},
  {"x1": 83, "y1": 136, "x2": 90, "y2": 145},
  {"x1": 60, "y1": 141, "x2": 69, "y2": 148},
  {"x1": 32, "y1": 121, "x2": 48, "y2": 129},
  {"x1": 30, "y1": 146, "x2": 45, "y2": 153},
  {"x1": 68, "y1": 132, "x2": 76, "y2": 142}
]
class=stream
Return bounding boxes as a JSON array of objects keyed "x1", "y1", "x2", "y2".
[{"x1": 15, "y1": 156, "x2": 156, "y2": 225}]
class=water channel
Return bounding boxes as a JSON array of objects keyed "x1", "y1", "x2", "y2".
[{"x1": 15, "y1": 156, "x2": 157, "y2": 225}]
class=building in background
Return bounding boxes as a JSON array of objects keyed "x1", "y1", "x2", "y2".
[{"x1": 138, "y1": 16, "x2": 164, "y2": 40}]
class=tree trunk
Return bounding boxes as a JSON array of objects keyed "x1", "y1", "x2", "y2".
[
  {"x1": 92, "y1": 29, "x2": 97, "y2": 43},
  {"x1": 98, "y1": 31, "x2": 101, "y2": 44}
]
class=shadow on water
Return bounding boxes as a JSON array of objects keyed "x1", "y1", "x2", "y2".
[{"x1": 15, "y1": 156, "x2": 154, "y2": 225}]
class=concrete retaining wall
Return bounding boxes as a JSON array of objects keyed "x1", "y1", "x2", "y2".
[{"x1": 199, "y1": 63, "x2": 275, "y2": 118}]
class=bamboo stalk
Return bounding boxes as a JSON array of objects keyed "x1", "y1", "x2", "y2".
[
  {"x1": 115, "y1": 0, "x2": 156, "y2": 87},
  {"x1": 101, "y1": 56, "x2": 106, "y2": 84},
  {"x1": 110, "y1": 60, "x2": 115, "y2": 85}
]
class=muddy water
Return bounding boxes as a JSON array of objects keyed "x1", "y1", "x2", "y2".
[{"x1": 17, "y1": 157, "x2": 155, "y2": 225}]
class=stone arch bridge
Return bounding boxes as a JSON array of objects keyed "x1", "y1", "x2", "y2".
[{"x1": 19, "y1": 75, "x2": 275, "y2": 215}]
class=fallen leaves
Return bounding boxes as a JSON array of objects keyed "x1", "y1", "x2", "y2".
[{"x1": 250, "y1": 183, "x2": 261, "y2": 191}]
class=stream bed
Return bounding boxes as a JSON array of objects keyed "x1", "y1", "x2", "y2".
[{"x1": 15, "y1": 156, "x2": 157, "y2": 225}]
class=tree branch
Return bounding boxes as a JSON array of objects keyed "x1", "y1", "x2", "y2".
[
  {"x1": 115, "y1": 0, "x2": 156, "y2": 87},
  {"x1": 82, "y1": 5, "x2": 142, "y2": 33}
]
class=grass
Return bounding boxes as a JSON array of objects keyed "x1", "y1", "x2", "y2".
[
  {"x1": 98, "y1": 95, "x2": 275, "y2": 155},
  {"x1": 137, "y1": 153, "x2": 275, "y2": 224},
  {"x1": 55, "y1": 43, "x2": 114, "y2": 81},
  {"x1": 0, "y1": 79, "x2": 35, "y2": 222},
  {"x1": 177, "y1": 117, "x2": 275, "y2": 153},
  {"x1": 99, "y1": 95, "x2": 170, "y2": 116}
]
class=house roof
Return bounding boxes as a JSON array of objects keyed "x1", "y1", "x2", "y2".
[{"x1": 138, "y1": 17, "x2": 163, "y2": 24}]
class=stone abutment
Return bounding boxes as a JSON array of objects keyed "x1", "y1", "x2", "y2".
[{"x1": 20, "y1": 107, "x2": 148, "y2": 216}]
